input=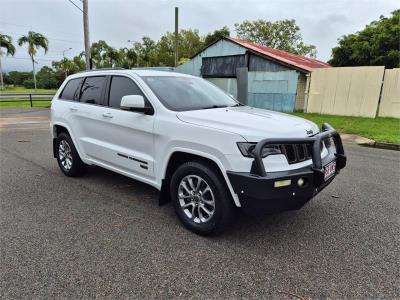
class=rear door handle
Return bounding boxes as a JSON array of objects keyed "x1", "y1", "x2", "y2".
[
  {"x1": 102, "y1": 112, "x2": 114, "y2": 118},
  {"x1": 69, "y1": 106, "x2": 78, "y2": 111}
]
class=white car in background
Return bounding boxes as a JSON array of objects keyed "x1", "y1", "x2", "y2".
[{"x1": 50, "y1": 69, "x2": 346, "y2": 235}]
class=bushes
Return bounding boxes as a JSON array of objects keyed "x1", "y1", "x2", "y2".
[
  {"x1": 22, "y1": 79, "x2": 35, "y2": 89},
  {"x1": 8, "y1": 67, "x2": 62, "y2": 90}
]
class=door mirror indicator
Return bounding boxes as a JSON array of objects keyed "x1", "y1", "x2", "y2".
[{"x1": 120, "y1": 95, "x2": 154, "y2": 115}]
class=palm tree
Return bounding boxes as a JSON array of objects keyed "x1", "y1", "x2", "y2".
[
  {"x1": 0, "y1": 34, "x2": 16, "y2": 90},
  {"x1": 18, "y1": 31, "x2": 49, "y2": 90}
]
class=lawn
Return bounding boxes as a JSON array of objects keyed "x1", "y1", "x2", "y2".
[
  {"x1": 292, "y1": 112, "x2": 400, "y2": 144},
  {"x1": 0, "y1": 99, "x2": 51, "y2": 108},
  {"x1": 0, "y1": 86, "x2": 55, "y2": 108},
  {"x1": 1, "y1": 86, "x2": 57, "y2": 94}
]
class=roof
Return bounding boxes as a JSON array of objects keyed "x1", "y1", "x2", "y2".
[
  {"x1": 70, "y1": 68, "x2": 192, "y2": 79},
  {"x1": 197, "y1": 36, "x2": 330, "y2": 73}
]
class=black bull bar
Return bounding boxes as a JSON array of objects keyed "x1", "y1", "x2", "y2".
[{"x1": 250, "y1": 123, "x2": 347, "y2": 184}]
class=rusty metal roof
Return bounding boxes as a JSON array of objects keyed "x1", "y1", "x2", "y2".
[{"x1": 225, "y1": 37, "x2": 330, "y2": 72}]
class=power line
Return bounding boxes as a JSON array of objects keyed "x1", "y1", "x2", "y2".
[
  {"x1": 67, "y1": 0, "x2": 83, "y2": 13},
  {"x1": 0, "y1": 21, "x2": 82, "y2": 39},
  {"x1": 2, "y1": 57, "x2": 58, "y2": 62},
  {"x1": 2, "y1": 31, "x2": 82, "y2": 44}
]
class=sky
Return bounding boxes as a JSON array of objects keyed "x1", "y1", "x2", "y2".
[{"x1": 1, "y1": 0, "x2": 398, "y2": 72}]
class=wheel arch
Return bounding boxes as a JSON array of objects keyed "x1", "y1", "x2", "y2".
[
  {"x1": 52, "y1": 123, "x2": 86, "y2": 162},
  {"x1": 159, "y1": 150, "x2": 241, "y2": 207}
]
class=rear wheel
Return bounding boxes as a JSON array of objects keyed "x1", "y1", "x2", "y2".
[
  {"x1": 56, "y1": 132, "x2": 87, "y2": 177},
  {"x1": 170, "y1": 161, "x2": 234, "y2": 235}
]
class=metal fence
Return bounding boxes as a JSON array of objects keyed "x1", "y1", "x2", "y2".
[
  {"x1": 306, "y1": 67, "x2": 400, "y2": 118},
  {"x1": 0, "y1": 93, "x2": 55, "y2": 107},
  {"x1": 306, "y1": 66, "x2": 385, "y2": 118}
]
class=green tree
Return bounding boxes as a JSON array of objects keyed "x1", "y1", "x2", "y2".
[
  {"x1": 0, "y1": 34, "x2": 16, "y2": 89},
  {"x1": 133, "y1": 36, "x2": 159, "y2": 67},
  {"x1": 234, "y1": 19, "x2": 316, "y2": 57},
  {"x1": 157, "y1": 29, "x2": 203, "y2": 66},
  {"x1": 203, "y1": 26, "x2": 230, "y2": 48},
  {"x1": 72, "y1": 55, "x2": 86, "y2": 71},
  {"x1": 18, "y1": 31, "x2": 49, "y2": 90},
  {"x1": 90, "y1": 40, "x2": 113, "y2": 68},
  {"x1": 36, "y1": 66, "x2": 59, "y2": 89},
  {"x1": 7, "y1": 71, "x2": 32, "y2": 86},
  {"x1": 329, "y1": 10, "x2": 400, "y2": 68},
  {"x1": 52, "y1": 58, "x2": 76, "y2": 79},
  {"x1": 104, "y1": 47, "x2": 121, "y2": 67},
  {"x1": 118, "y1": 48, "x2": 137, "y2": 68}
]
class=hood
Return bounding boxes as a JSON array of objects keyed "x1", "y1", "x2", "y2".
[{"x1": 177, "y1": 106, "x2": 319, "y2": 142}]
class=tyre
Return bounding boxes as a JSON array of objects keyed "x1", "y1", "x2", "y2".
[
  {"x1": 170, "y1": 161, "x2": 234, "y2": 235},
  {"x1": 56, "y1": 132, "x2": 88, "y2": 177}
]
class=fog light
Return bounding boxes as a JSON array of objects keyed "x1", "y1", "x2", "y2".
[
  {"x1": 274, "y1": 179, "x2": 291, "y2": 188},
  {"x1": 297, "y1": 178, "x2": 305, "y2": 187}
]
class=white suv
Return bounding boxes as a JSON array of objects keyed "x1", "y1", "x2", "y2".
[{"x1": 51, "y1": 69, "x2": 346, "y2": 235}]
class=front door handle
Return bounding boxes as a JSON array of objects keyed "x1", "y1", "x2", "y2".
[
  {"x1": 70, "y1": 106, "x2": 78, "y2": 111},
  {"x1": 102, "y1": 112, "x2": 114, "y2": 118}
]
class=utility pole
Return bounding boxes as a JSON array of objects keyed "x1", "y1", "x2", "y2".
[
  {"x1": 83, "y1": 0, "x2": 91, "y2": 70},
  {"x1": 63, "y1": 48, "x2": 72, "y2": 79},
  {"x1": 174, "y1": 7, "x2": 178, "y2": 67},
  {"x1": 0, "y1": 50, "x2": 4, "y2": 90}
]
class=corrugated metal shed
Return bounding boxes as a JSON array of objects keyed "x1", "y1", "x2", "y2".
[{"x1": 176, "y1": 37, "x2": 330, "y2": 112}]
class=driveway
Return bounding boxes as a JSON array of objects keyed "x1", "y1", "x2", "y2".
[{"x1": 1, "y1": 108, "x2": 399, "y2": 299}]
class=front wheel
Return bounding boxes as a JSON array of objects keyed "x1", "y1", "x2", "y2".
[
  {"x1": 170, "y1": 161, "x2": 234, "y2": 235},
  {"x1": 56, "y1": 132, "x2": 88, "y2": 177}
]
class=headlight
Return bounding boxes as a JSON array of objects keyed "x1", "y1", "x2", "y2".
[{"x1": 237, "y1": 142, "x2": 281, "y2": 158}]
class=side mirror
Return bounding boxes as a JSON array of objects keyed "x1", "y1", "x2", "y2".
[{"x1": 120, "y1": 95, "x2": 154, "y2": 115}]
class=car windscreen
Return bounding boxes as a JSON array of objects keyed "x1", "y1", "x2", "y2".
[{"x1": 141, "y1": 76, "x2": 238, "y2": 111}]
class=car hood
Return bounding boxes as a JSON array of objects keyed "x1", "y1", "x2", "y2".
[{"x1": 176, "y1": 106, "x2": 319, "y2": 142}]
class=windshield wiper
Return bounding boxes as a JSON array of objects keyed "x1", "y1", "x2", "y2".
[
  {"x1": 202, "y1": 105, "x2": 228, "y2": 109},
  {"x1": 230, "y1": 103, "x2": 243, "y2": 107}
]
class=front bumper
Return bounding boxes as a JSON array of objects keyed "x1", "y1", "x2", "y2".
[{"x1": 227, "y1": 123, "x2": 346, "y2": 215}]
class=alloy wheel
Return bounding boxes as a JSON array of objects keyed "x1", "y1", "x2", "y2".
[
  {"x1": 59, "y1": 140, "x2": 73, "y2": 170},
  {"x1": 178, "y1": 175, "x2": 215, "y2": 223}
]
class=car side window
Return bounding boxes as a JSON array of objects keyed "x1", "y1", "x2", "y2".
[
  {"x1": 59, "y1": 78, "x2": 82, "y2": 101},
  {"x1": 79, "y1": 76, "x2": 106, "y2": 105},
  {"x1": 108, "y1": 76, "x2": 148, "y2": 108}
]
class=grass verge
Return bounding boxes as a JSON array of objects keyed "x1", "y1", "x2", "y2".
[
  {"x1": 292, "y1": 112, "x2": 400, "y2": 144},
  {"x1": 0, "y1": 86, "x2": 57, "y2": 94},
  {"x1": 0, "y1": 99, "x2": 51, "y2": 108}
]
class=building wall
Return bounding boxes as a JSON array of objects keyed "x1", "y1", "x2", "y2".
[
  {"x1": 248, "y1": 53, "x2": 291, "y2": 72},
  {"x1": 248, "y1": 71, "x2": 299, "y2": 112},
  {"x1": 206, "y1": 78, "x2": 238, "y2": 98},
  {"x1": 176, "y1": 39, "x2": 246, "y2": 76},
  {"x1": 295, "y1": 73, "x2": 308, "y2": 111}
]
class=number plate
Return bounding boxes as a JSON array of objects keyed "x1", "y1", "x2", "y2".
[{"x1": 324, "y1": 160, "x2": 336, "y2": 181}]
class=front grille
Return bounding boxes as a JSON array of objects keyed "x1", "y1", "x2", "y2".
[{"x1": 279, "y1": 143, "x2": 322, "y2": 164}]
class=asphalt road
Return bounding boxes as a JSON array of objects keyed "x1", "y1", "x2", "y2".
[{"x1": 1, "y1": 108, "x2": 399, "y2": 299}]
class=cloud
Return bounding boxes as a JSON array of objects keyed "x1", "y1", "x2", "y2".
[{"x1": 1, "y1": 0, "x2": 398, "y2": 71}]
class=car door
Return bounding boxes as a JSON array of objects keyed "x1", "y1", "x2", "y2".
[
  {"x1": 72, "y1": 75, "x2": 111, "y2": 161},
  {"x1": 93, "y1": 75, "x2": 155, "y2": 180}
]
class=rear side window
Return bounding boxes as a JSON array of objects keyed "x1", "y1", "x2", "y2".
[
  {"x1": 80, "y1": 76, "x2": 106, "y2": 105},
  {"x1": 108, "y1": 76, "x2": 146, "y2": 108},
  {"x1": 60, "y1": 78, "x2": 82, "y2": 100}
]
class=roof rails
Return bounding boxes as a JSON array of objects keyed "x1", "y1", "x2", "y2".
[
  {"x1": 130, "y1": 67, "x2": 175, "y2": 71},
  {"x1": 77, "y1": 67, "x2": 126, "y2": 74},
  {"x1": 77, "y1": 67, "x2": 175, "y2": 74}
]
